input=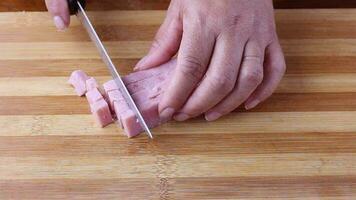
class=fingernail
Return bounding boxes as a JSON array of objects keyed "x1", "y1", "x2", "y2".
[
  {"x1": 245, "y1": 99, "x2": 260, "y2": 110},
  {"x1": 174, "y1": 113, "x2": 190, "y2": 122},
  {"x1": 205, "y1": 112, "x2": 222, "y2": 122},
  {"x1": 160, "y1": 107, "x2": 175, "y2": 122},
  {"x1": 135, "y1": 56, "x2": 148, "y2": 70},
  {"x1": 53, "y1": 16, "x2": 66, "y2": 31}
]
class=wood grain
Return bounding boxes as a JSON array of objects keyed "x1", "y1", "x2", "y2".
[
  {"x1": 2, "y1": 0, "x2": 356, "y2": 12},
  {"x1": 0, "y1": 9, "x2": 356, "y2": 199}
]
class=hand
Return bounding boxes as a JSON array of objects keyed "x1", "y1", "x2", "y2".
[
  {"x1": 45, "y1": 0, "x2": 70, "y2": 30},
  {"x1": 135, "y1": 0, "x2": 286, "y2": 122}
]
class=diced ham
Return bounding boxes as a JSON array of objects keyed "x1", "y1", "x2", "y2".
[
  {"x1": 90, "y1": 99, "x2": 113, "y2": 128},
  {"x1": 69, "y1": 59, "x2": 177, "y2": 138},
  {"x1": 85, "y1": 88, "x2": 104, "y2": 104},
  {"x1": 106, "y1": 60, "x2": 176, "y2": 137},
  {"x1": 85, "y1": 86, "x2": 113, "y2": 128},
  {"x1": 103, "y1": 80, "x2": 119, "y2": 93},
  {"x1": 86, "y1": 77, "x2": 99, "y2": 91},
  {"x1": 68, "y1": 70, "x2": 90, "y2": 96}
]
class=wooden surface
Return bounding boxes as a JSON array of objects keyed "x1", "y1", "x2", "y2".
[
  {"x1": 3, "y1": 0, "x2": 356, "y2": 11},
  {"x1": 0, "y1": 9, "x2": 356, "y2": 199}
]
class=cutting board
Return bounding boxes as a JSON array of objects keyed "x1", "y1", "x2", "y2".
[{"x1": 0, "y1": 9, "x2": 355, "y2": 199}]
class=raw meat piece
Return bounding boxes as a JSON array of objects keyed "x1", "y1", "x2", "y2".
[
  {"x1": 69, "y1": 59, "x2": 177, "y2": 138},
  {"x1": 85, "y1": 88, "x2": 104, "y2": 104},
  {"x1": 90, "y1": 99, "x2": 113, "y2": 128},
  {"x1": 114, "y1": 101, "x2": 160, "y2": 138},
  {"x1": 103, "y1": 80, "x2": 119, "y2": 93},
  {"x1": 108, "y1": 59, "x2": 177, "y2": 137},
  {"x1": 123, "y1": 60, "x2": 176, "y2": 84},
  {"x1": 68, "y1": 70, "x2": 90, "y2": 96},
  {"x1": 86, "y1": 77, "x2": 99, "y2": 91}
]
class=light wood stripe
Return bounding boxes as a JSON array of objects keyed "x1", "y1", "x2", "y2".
[
  {"x1": 1, "y1": 93, "x2": 356, "y2": 115},
  {"x1": 0, "y1": 42, "x2": 150, "y2": 60},
  {"x1": 1, "y1": 112, "x2": 356, "y2": 136},
  {"x1": 0, "y1": 154, "x2": 355, "y2": 179},
  {"x1": 0, "y1": 133, "x2": 355, "y2": 157},
  {"x1": 1, "y1": 176, "x2": 354, "y2": 200},
  {"x1": 1, "y1": 74, "x2": 355, "y2": 96}
]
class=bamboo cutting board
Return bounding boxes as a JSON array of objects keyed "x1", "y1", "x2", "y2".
[{"x1": 0, "y1": 9, "x2": 356, "y2": 199}]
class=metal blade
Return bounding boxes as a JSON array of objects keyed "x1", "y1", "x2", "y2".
[{"x1": 76, "y1": 1, "x2": 153, "y2": 138}]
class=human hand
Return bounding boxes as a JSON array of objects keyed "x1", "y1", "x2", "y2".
[
  {"x1": 45, "y1": 0, "x2": 70, "y2": 30},
  {"x1": 135, "y1": 0, "x2": 286, "y2": 122}
]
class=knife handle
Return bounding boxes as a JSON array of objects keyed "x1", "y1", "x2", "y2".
[{"x1": 67, "y1": 0, "x2": 86, "y2": 15}]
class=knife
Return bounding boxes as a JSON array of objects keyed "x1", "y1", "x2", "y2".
[{"x1": 67, "y1": 0, "x2": 153, "y2": 139}]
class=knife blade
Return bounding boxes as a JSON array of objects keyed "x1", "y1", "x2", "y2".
[{"x1": 70, "y1": 1, "x2": 153, "y2": 138}]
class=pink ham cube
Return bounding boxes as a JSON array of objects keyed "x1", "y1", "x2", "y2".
[
  {"x1": 106, "y1": 90, "x2": 124, "y2": 110},
  {"x1": 90, "y1": 99, "x2": 113, "y2": 128},
  {"x1": 119, "y1": 110, "x2": 141, "y2": 138},
  {"x1": 103, "y1": 80, "x2": 119, "y2": 93},
  {"x1": 86, "y1": 77, "x2": 99, "y2": 91},
  {"x1": 68, "y1": 70, "x2": 90, "y2": 96},
  {"x1": 85, "y1": 88, "x2": 104, "y2": 104}
]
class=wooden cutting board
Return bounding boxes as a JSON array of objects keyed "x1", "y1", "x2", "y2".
[{"x1": 0, "y1": 9, "x2": 355, "y2": 199}]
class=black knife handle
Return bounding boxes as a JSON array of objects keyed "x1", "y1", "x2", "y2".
[{"x1": 67, "y1": 0, "x2": 86, "y2": 15}]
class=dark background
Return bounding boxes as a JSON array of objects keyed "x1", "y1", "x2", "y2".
[{"x1": 1, "y1": 0, "x2": 356, "y2": 11}]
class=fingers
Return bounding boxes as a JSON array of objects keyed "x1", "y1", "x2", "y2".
[
  {"x1": 244, "y1": 40, "x2": 286, "y2": 110},
  {"x1": 158, "y1": 21, "x2": 216, "y2": 121},
  {"x1": 45, "y1": 0, "x2": 70, "y2": 31},
  {"x1": 173, "y1": 32, "x2": 246, "y2": 121},
  {"x1": 134, "y1": 4, "x2": 183, "y2": 71},
  {"x1": 134, "y1": 18, "x2": 183, "y2": 71},
  {"x1": 205, "y1": 40, "x2": 264, "y2": 121}
]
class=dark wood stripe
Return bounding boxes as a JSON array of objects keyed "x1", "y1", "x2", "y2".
[
  {"x1": 1, "y1": 93, "x2": 355, "y2": 115},
  {"x1": 277, "y1": 21, "x2": 356, "y2": 39},
  {"x1": 285, "y1": 56, "x2": 356, "y2": 74},
  {"x1": 0, "y1": 176, "x2": 354, "y2": 199},
  {"x1": 247, "y1": 93, "x2": 356, "y2": 112},
  {"x1": 0, "y1": 133, "x2": 355, "y2": 157},
  {"x1": 0, "y1": 96, "x2": 91, "y2": 115},
  {"x1": 2, "y1": 0, "x2": 356, "y2": 12}
]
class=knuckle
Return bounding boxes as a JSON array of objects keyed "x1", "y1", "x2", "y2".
[
  {"x1": 242, "y1": 67, "x2": 264, "y2": 84},
  {"x1": 207, "y1": 73, "x2": 235, "y2": 94},
  {"x1": 179, "y1": 55, "x2": 206, "y2": 81}
]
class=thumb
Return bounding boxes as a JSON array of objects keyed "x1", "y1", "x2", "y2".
[
  {"x1": 134, "y1": 17, "x2": 183, "y2": 71},
  {"x1": 45, "y1": 0, "x2": 70, "y2": 31}
]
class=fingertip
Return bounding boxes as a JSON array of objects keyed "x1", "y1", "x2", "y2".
[
  {"x1": 53, "y1": 16, "x2": 67, "y2": 31},
  {"x1": 205, "y1": 111, "x2": 222, "y2": 122},
  {"x1": 46, "y1": 0, "x2": 70, "y2": 29},
  {"x1": 244, "y1": 98, "x2": 260, "y2": 110},
  {"x1": 159, "y1": 107, "x2": 175, "y2": 123}
]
